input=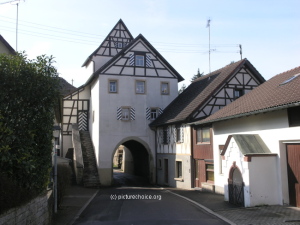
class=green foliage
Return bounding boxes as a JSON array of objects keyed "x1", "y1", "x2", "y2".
[
  {"x1": 190, "y1": 68, "x2": 204, "y2": 82},
  {"x1": 0, "y1": 52, "x2": 59, "y2": 196},
  {"x1": 178, "y1": 83, "x2": 186, "y2": 94}
]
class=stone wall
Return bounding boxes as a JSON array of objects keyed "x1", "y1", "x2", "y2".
[{"x1": 0, "y1": 190, "x2": 53, "y2": 225}]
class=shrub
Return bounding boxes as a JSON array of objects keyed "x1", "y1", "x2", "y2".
[{"x1": 0, "y1": 52, "x2": 59, "y2": 211}]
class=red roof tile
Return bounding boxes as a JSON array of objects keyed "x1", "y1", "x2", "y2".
[{"x1": 195, "y1": 66, "x2": 300, "y2": 125}]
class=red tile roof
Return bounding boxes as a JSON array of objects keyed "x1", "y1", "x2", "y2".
[
  {"x1": 194, "y1": 66, "x2": 300, "y2": 125},
  {"x1": 150, "y1": 59, "x2": 265, "y2": 127}
]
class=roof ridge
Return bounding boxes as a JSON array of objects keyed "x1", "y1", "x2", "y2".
[{"x1": 192, "y1": 58, "x2": 246, "y2": 83}]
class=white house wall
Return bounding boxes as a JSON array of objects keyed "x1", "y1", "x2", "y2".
[
  {"x1": 156, "y1": 125, "x2": 192, "y2": 189},
  {"x1": 222, "y1": 139, "x2": 280, "y2": 207},
  {"x1": 90, "y1": 77, "x2": 100, "y2": 167},
  {"x1": 95, "y1": 74, "x2": 178, "y2": 185},
  {"x1": 213, "y1": 109, "x2": 300, "y2": 205}
]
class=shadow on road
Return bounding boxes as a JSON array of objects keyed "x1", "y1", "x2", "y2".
[{"x1": 112, "y1": 169, "x2": 152, "y2": 188}]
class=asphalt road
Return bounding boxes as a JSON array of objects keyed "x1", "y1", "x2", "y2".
[{"x1": 73, "y1": 171, "x2": 229, "y2": 225}]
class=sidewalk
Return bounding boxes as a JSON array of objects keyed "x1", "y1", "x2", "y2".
[
  {"x1": 52, "y1": 185, "x2": 98, "y2": 225},
  {"x1": 168, "y1": 188, "x2": 300, "y2": 225},
  {"x1": 52, "y1": 185, "x2": 300, "y2": 225}
]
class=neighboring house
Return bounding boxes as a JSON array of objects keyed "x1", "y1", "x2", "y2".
[
  {"x1": 0, "y1": 35, "x2": 15, "y2": 55},
  {"x1": 61, "y1": 19, "x2": 184, "y2": 186},
  {"x1": 54, "y1": 77, "x2": 77, "y2": 152},
  {"x1": 150, "y1": 59, "x2": 265, "y2": 189},
  {"x1": 193, "y1": 66, "x2": 300, "y2": 207}
]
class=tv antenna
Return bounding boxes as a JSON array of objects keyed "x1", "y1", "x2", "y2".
[
  {"x1": 0, "y1": 0, "x2": 24, "y2": 51},
  {"x1": 206, "y1": 18, "x2": 211, "y2": 73}
]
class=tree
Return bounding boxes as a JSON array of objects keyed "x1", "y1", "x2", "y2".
[
  {"x1": 178, "y1": 83, "x2": 186, "y2": 94},
  {"x1": 0, "y1": 52, "x2": 59, "y2": 200},
  {"x1": 190, "y1": 68, "x2": 204, "y2": 82}
]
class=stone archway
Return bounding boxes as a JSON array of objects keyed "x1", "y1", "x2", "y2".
[
  {"x1": 228, "y1": 162, "x2": 244, "y2": 206},
  {"x1": 111, "y1": 137, "x2": 154, "y2": 185}
]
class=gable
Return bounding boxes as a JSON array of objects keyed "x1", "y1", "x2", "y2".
[
  {"x1": 82, "y1": 19, "x2": 134, "y2": 69},
  {"x1": 99, "y1": 37, "x2": 182, "y2": 79},
  {"x1": 191, "y1": 66, "x2": 261, "y2": 120}
]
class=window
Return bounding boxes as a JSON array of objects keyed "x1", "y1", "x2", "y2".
[
  {"x1": 196, "y1": 127, "x2": 210, "y2": 143},
  {"x1": 136, "y1": 80, "x2": 145, "y2": 94},
  {"x1": 176, "y1": 125, "x2": 184, "y2": 143},
  {"x1": 158, "y1": 159, "x2": 162, "y2": 169},
  {"x1": 117, "y1": 42, "x2": 123, "y2": 48},
  {"x1": 150, "y1": 108, "x2": 158, "y2": 120},
  {"x1": 175, "y1": 161, "x2": 183, "y2": 178},
  {"x1": 135, "y1": 55, "x2": 144, "y2": 67},
  {"x1": 122, "y1": 108, "x2": 130, "y2": 121},
  {"x1": 206, "y1": 163, "x2": 214, "y2": 182},
  {"x1": 288, "y1": 106, "x2": 300, "y2": 127},
  {"x1": 161, "y1": 82, "x2": 169, "y2": 95},
  {"x1": 234, "y1": 89, "x2": 244, "y2": 99},
  {"x1": 109, "y1": 80, "x2": 118, "y2": 93},
  {"x1": 162, "y1": 127, "x2": 170, "y2": 144}
]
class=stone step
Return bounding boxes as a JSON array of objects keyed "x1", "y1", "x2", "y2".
[{"x1": 79, "y1": 131, "x2": 101, "y2": 187}]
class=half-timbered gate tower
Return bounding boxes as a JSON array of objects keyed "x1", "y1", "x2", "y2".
[{"x1": 61, "y1": 19, "x2": 184, "y2": 185}]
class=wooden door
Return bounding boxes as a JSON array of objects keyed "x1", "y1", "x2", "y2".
[{"x1": 286, "y1": 144, "x2": 300, "y2": 207}]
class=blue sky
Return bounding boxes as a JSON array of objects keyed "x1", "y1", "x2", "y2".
[{"x1": 0, "y1": 0, "x2": 299, "y2": 88}]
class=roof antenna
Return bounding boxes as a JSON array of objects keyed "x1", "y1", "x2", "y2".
[
  {"x1": 206, "y1": 18, "x2": 211, "y2": 73},
  {"x1": 239, "y1": 44, "x2": 242, "y2": 60}
]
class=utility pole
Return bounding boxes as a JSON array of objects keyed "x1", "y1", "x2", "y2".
[
  {"x1": 16, "y1": 2, "x2": 18, "y2": 51},
  {"x1": 206, "y1": 18, "x2": 211, "y2": 73}
]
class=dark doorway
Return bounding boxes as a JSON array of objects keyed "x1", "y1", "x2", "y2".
[
  {"x1": 228, "y1": 167, "x2": 244, "y2": 207},
  {"x1": 286, "y1": 144, "x2": 300, "y2": 207},
  {"x1": 113, "y1": 140, "x2": 150, "y2": 187}
]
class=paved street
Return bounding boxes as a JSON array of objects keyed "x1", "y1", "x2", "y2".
[{"x1": 72, "y1": 171, "x2": 229, "y2": 225}]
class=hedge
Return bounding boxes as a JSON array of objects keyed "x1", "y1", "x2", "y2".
[{"x1": 0, "y1": 52, "x2": 59, "y2": 213}]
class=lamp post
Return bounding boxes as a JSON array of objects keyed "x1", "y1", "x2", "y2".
[{"x1": 53, "y1": 126, "x2": 61, "y2": 213}]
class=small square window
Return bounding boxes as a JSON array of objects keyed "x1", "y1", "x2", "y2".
[
  {"x1": 196, "y1": 127, "x2": 210, "y2": 143},
  {"x1": 117, "y1": 42, "x2": 123, "y2": 48},
  {"x1": 136, "y1": 81, "x2": 145, "y2": 94},
  {"x1": 161, "y1": 82, "x2": 169, "y2": 95},
  {"x1": 135, "y1": 55, "x2": 144, "y2": 67},
  {"x1": 234, "y1": 89, "x2": 244, "y2": 99},
  {"x1": 109, "y1": 80, "x2": 118, "y2": 93}
]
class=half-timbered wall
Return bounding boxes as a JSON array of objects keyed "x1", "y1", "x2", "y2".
[
  {"x1": 92, "y1": 21, "x2": 133, "y2": 71},
  {"x1": 100, "y1": 39, "x2": 179, "y2": 79},
  {"x1": 192, "y1": 68, "x2": 261, "y2": 120},
  {"x1": 62, "y1": 87, "x2": 91, "y2": 156},
  {"x1": 156, "y1": 124, "x2": 192, "y2": 189}
]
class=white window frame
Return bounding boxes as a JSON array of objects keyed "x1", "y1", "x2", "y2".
[
  {"x1": 121, "y1": 108, "x2": 130, "y2": 121},
  {"x1": 136, "y1": 80, "x2": 146, "y2": 94},
  {"x1": 135, "y1": 55, "x2": 144, "y2": 67},
  {"x1": 161, "y1": 82, "x2": 169, "y2": 95},
  {"x1": 109, "y1": 80, "x2": 118, "y2": 93},
  {"x1": 150, "y1": 108, "x2": 158, "y2": 120}
]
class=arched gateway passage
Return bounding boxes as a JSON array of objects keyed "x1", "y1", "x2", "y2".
[{"x1": 112, "y1": 138, "x2": 153, "y2": 186}]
